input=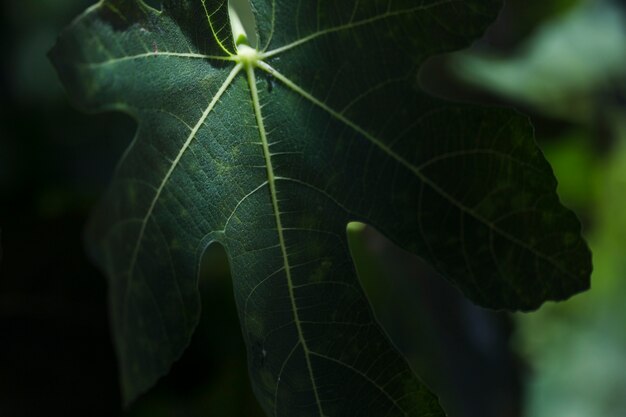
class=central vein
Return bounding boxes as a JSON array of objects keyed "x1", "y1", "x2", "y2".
[{"x1": 245, "y1": 62, "x2": 326, "y2": 417}]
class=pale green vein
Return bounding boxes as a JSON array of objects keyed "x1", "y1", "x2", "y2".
[
  {"x1": 260, "y1": 0, "x2": 455, "y2": 59},
  {"x1": 68, "y1": 2, "x2": 101, "y2": 31},
  {"x1": 201, "y1": 0, "x2": 234, "y2": 55},
  {"x1": 220, "y1": 180, "x2": 270, "y2": 232},
  {"x1": 103, "y1": 1, "x2": 128, "y2": 22},
  {"x1": 258, "y1": 61, "x2": 577, "y2": 280},
  {"x1": 81, "y1": 51, "x2": 234, "y2": 68},
  {"x1": 246, "y1": 64, "x2": 327, "y2": 417},
  {"x1": 274, "y1": 341, "x2": 302, "y2": 417},
  {"x1": 349, "y1": 0, "x2": 361, "y2": 23},
  {"x1": 414, "y1": 148, "x2": 546, "y2": 174},
  {"x1": 309, "y1": 351, "x2": 408, "y2": 416},
  {"x1": 262, "y1": 0, "x2": 277, "y2": 52},
  {"x1": 274, "y1": 176, "x2": 356, "y2": 216},
  {"x1": 340, "y1": 75, "x2": 409, "y2": 115},
  {"x1": 122, "y1": 63, "x2": 242, "y2": 326}
]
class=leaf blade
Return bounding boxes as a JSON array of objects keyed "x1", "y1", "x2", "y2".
[{"x1": 50, "y1": 0, "x2": 591, "y2": 414}]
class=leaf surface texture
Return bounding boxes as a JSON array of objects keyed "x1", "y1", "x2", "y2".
[{"x1": 51, "y1": 0, "x2": 592, "y2": 415}]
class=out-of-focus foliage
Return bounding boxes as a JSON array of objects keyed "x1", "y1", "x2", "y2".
[
  {"x1": 126, "y1": 244, "x2": 265, "y2": 417},
  {"x1": 518, "y1": 120, "x2": 626, "y2": 417},
  {"x1": 7, "y1": 0, "x2": 89, "y2": 103},
  {"x1": 539, "y1": 130, "x2": 600, "y2": 212},
  {"x1": 449, "y1": 1, "x2": 626, "y2": 416},
  {"x1": 348, "y1": 223, "x2": 523, "y2": 417},
  {"x1": 478, "y1": 0, "x2": 580, "y2": 50},
  {"x1": 454, "y1": 0, "x2": 626, "y2": 122}
]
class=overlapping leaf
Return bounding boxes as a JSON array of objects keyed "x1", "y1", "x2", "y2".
[{"x1": 51, "y1": 0, "x2": 591, "y2": 415}]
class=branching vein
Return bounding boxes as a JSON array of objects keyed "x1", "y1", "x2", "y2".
[
  {"x1": 122, "y1": 63, "x2": 242, "y2": 325},
  {"x1": 261, "y1": 0, "x2": 455, "y2": 58},
  {"x1": 201, "y1": 0, "x2": 234, "y2": 55},
  {"x1": 246, "y1": 64, "x2": 327, "y2": 417},
  {"x1": 258, "y1": 61, "x2": 576, "y2": 280},
  {"x1": 81, "y1": 51, "x2": 234, "y2": 68}
]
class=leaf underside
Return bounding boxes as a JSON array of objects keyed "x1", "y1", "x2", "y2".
[{"x1": 50, "y1": 0, "x2": 591, "y2": 415}]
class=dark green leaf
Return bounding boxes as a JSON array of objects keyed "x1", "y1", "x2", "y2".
[{"x1": 50, "y1": 0, "x2": 591, "y2": 415}]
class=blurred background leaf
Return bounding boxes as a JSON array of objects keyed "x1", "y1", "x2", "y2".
[
  {"x1": 452, "y1": 0, "x2": 626, "y2": 123},
  {"x1": 349, "y1": 1, "x2": 626, "y2": 416},
  {"x1": 417, "y1": 1, "x2": 626, "y2": 416},
  {"x1": 348, "y1": 222, "x2": 524, "y2": 417},
  {"x1": 515, "y1": 117, "x2": 626, "y2": 417}
]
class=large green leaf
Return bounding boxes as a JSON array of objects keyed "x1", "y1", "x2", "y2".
[{"x1": 50, "y1": 0, "x2": 591, "y2": 414}]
